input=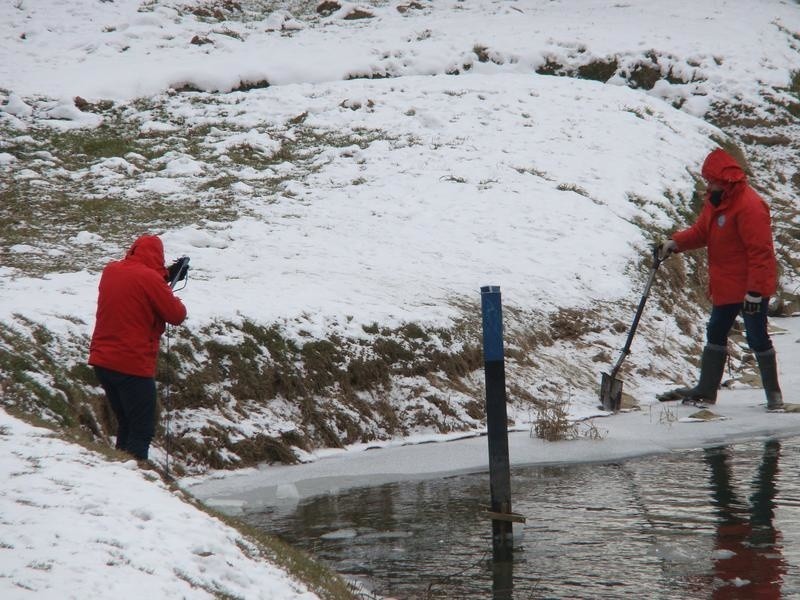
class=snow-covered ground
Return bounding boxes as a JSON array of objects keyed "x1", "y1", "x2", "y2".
[
  {"x1": 3, "y1": 0, "x2": 798, "y2": 111},
  {"x1": 2, "y1": 0, "x2": 800, "y2": 596},
  {"x1": 0, "y1": 407, "x2": 319, "y2": 599},
  {"x1": 1, "y1": 0, "x2": 798, "y2": 372}
]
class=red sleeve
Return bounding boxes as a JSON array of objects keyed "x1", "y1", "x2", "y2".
[
  {"x1": 739, "y1": 200, "x2": 775, "y2": 295},
  {"x1": 145, "y1": 272, "x2": 187, "y2": 325},
  {"x1": 672, "y1": 203, "x2": 711, "y2": 252}
]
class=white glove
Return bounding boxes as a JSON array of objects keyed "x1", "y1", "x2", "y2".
[{"x1": 659, "y1": 239, "x2": 677, "y2": 259}]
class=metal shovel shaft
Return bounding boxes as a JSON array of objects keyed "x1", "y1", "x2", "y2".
[
  {"x1": 609, "y1": 262, "x2": 660, "y2": 379},
  {"x1": 600, "y1": 247, "x2": 667, "y2": 411}
]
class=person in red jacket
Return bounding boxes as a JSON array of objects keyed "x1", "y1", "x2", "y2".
[
  {"x1": 659, "y1": 148, "x2": 782, "y2": 410},
  {"x1": 89, "y1": 235, "x2": 187, "y2": 461}
]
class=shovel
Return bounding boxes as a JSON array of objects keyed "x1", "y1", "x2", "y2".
[{"x1": 599, "y1": 245, "x2": 668, "y2": 412}]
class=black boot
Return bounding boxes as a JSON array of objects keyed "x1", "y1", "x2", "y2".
[
  {"x1": 669, "y1": 344, "x2": 727, "y2": 405},
  {"x1": 755, "y1": 348, "x2": 783, "y2": 410}
]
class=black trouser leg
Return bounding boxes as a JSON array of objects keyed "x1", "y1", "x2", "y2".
[
  {"x1": 95, "y1": 366, "x2": 128, "y2": 449},
  {"x1": 121, "y1": 377, "x2": 156, "y2": 460},
  {"x1": 94, "y1": 366, "x2": 156, "y2": 460}
]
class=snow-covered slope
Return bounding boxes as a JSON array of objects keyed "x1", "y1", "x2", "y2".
[
  {"x1": 0, "y1": 407, "x2": 321, "y2": 599},
  {"x1": 3, "y1": 2, "x2": 799, "y2": 598},
  {"x1": 1, "y1": 0, "x2": 798, "y2": 472}
]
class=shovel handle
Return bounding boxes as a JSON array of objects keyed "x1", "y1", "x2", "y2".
[
  {"x1": 610, "y1": 246, "x2": 667, "y2": 377},
  {"x1": 653, "y1": 244, "x2": 669, "y2": 269},
  {"x1": 653, "y1": 242, "x2": 672, "y2": 268}
]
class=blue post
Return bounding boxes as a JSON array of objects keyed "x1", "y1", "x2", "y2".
[{"x1": 481, "y1": 285, "x2": 514, "y2": 562}]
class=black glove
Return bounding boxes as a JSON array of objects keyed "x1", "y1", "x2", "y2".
[
  {"x1": 166, "y1": 257, "x2": 190, "y2": 286},
  {"x1": 742, "y1": 292, "x2": 762, "y2": 315}
]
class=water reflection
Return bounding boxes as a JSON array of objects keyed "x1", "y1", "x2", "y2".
[
  {"x1": 706, "y1": 440, "x2": 785, "y2": 598},
  {"x1": 492, "y1": 557, "x2": 513, "y2": 600},
  {"x1": 243, "y1": 439, "x2": 800, "y2": 599}
]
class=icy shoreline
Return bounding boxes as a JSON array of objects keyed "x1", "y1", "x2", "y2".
[{"x1": 185, "y1": 316, "x2": 800, "y2": 513}]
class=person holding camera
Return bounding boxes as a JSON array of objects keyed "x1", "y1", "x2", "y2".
[
  {"x1": 659, "y1": 148, "x2": 782, "y2": 410},
  {"x1": 89, "y1": 234, "x2": 188, "y2": 462}
]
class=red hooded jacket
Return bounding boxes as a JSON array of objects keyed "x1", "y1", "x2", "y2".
[
  {"x1": 89, "y1": 235, "x2": 187, "y2": 377},
  {"x1": 671, "y1": 149, "x2": 777, "y2": 305}
]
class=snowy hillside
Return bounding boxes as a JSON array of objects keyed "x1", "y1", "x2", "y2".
[
  {"x1": 1, "y1": 0, "x2": 799, "y2": 473},
  {"x1": 0, "y1": 406, "x2": 342, "y2": 599}
]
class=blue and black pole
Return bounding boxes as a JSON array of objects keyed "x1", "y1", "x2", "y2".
[{"x1": 481, "y1": 285, "x2": 514, "y2": 562}]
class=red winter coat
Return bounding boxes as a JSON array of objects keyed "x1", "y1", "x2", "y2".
[
  {"x1": 89, "y1": 235, "x2": 187, "y2": 377},
  {"x1": 671, "y1": 149, "x2": 777, "y2": 306}
]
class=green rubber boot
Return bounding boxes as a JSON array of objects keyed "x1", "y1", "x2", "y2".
[
  {"x1": 755, "y1": 348, "x2": 784, "y2": 411},
  {"x1": 672, "y1": 344, "x2": 727, "y2": 405}
]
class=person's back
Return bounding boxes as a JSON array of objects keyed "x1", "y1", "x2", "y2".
[{"x1": 90, "y1": 235, "x2": 186, "y2": 377}]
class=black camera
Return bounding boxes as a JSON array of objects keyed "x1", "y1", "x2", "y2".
[{"x1": 167, "y1": 256, "x2": 190, "y2": 289}]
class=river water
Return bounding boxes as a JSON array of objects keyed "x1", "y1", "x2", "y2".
[{"x1": 242, "y1": 437, "x2": 800, "y2": 599}]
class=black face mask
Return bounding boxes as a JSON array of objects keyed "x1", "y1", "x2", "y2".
[{"x1": 710, "y1": 190, "x2": 724, "y2": 207}]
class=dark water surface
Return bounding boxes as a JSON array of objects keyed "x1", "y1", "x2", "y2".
[{"x1": 243, "y1": 438, "x2": 800, "y2": 599}]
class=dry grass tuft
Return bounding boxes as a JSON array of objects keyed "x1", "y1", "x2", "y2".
[
  {"x1": 531, "y1": 401, "x2": 574, "y2": 441},
  {"x1": 531, "y1": 401, "x2": 606, "y2": 441}
]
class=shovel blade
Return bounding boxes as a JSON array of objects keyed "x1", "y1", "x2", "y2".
[{"x1": 600, "y1": 373, "x2": 623, "y2": 412}]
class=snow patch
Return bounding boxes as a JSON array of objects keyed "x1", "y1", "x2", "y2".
[
  {"x1": 2, "y1": 93, "x2": 33, "y2": 117},
  {"x1": 70, "y1": 231, "x2": 103, "y2": 246}
]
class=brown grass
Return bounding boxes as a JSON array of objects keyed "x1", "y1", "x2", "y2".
[
  {"x1": 531, "y1": 401, "x2": 575, "y2": 441},
  {"x1": 576, "y1": 58, "x2": 619, "y2": 82},
  {"x1": 549, "y1": 307, "x2": 602, "y2": 342}
]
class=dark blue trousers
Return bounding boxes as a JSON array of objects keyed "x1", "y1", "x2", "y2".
[
  {"x1": 706, "y1": 298, "x2": 773, "y2": 353},
  {"x1": 94, "y1": 366, "x2": 156, "y2": 460}
]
